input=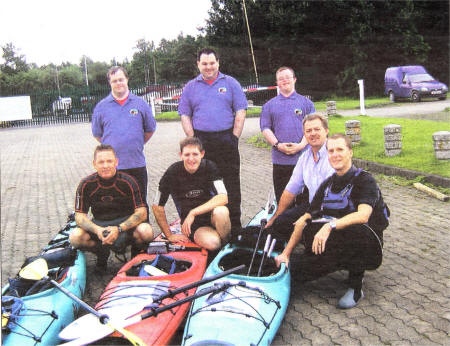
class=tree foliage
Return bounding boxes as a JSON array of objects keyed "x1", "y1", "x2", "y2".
[
  {"x1": 203, "y1": 0, "x2": 447, "y2": 96},
  {"x1": 1, "y1": 0, "x2": 448, "y2": 99}
]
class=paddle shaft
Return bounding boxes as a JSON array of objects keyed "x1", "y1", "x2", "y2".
[
  {"x1": 155, "y1": 264, "x2": 245, "y2": 303},
  {"x1": 46, "y1": 276, "x2": 109, "y2": 323},
  {"x1": 138, "y1": 282, "x2": 238, "y2": 321},
  {"x1": 257, "y1": 234, "x2": 271, "y2": 277},
  {"x1": 247, "y1": 219, "x2": 267, "y2": 276}
]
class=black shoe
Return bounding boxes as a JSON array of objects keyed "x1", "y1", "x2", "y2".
[
  {"x1": 95, "y1": 247, "x2": 110, "y2": 271},
  {"x1": 131, "y1": 243, "x2": 147, "y2": 258}
]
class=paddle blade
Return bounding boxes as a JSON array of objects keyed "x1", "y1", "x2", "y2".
[{"x1": 19, "y1": 258, "x2": 48, "y2": 280}]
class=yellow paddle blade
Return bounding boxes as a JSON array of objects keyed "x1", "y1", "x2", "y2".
[
  {"x1": 19, "y1": 258, "x2": 48, "y2": 280},
  {"x1": 2, "y1": 313, "x2": 10, "y2": 328},
  {"x1": 107, "y1": 322, "x2": 146, "y2": 346}
]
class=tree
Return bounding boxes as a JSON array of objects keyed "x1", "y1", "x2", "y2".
[
  {"x1": 128, "y1": 39, "x2": 156, "y2": 85},
  {"x1": 1, "y1": 43, "x2": 29, "y2": 75}
]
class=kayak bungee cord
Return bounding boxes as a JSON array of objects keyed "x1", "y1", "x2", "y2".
[
  {"x1": 184, "y1": 283, "x2": 281, "y2": 345},
  {"x1": 3, "y1": 307, "x2": 57, "y2": 343},
  {"x1": 190, "y1": 284, "x2": 279, "y2": 324}
]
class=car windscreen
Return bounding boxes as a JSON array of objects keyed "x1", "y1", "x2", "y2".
[{"x1": 408, "y1": 74, "x2": 434, "y2": 83}]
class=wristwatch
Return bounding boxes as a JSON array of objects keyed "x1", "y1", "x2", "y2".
[
  {"x1": 328, "y1": 220, "x2": 337, "y2": 231},
  {"x1": 117, "y1": 225, "x2": 123, "y2": 233},
  {"x1": 273, "y1": 142, "x2": 279, "y2": 149}
]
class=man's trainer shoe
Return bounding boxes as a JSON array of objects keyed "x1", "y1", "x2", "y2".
[{"x1": 337, "y1": 288, "x2": 364, "y2": 309}]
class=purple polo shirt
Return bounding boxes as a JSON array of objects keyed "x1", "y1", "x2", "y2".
[
  {"x1": 260, "y1": 91, "x2": 315, "y2": 165},
  {"x1": 285, "y1": 142, "x2": 334, "y2": 203},
  {"x1": 178, "y1": 72, "x2": 248, "y2": 132},
  {"x1": 91, "y1": 92, "x2": 156, "y2": 169}
]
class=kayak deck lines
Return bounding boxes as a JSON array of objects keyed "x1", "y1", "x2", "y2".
[
  {"x1": 95, "y1": 281, "x2": 171, "y2": 312},
  {"x1": 191, "y1": 284, "x2": 280, "y2": 325},
  {"x1": 184, "y1": 283, "x2": 281, "y2": 345},
  {"x1": 4, "y1": 307, "x2": 58, "y2": 343}
]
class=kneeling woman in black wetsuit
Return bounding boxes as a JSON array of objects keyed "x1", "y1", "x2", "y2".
[{"x1": 275, "y1": 133, "x2": 389, "y2": 309}]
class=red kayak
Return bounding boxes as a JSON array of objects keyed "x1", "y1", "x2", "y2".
[{"x1": 59, "y1": 242, "x2": 208, "y2": 345}]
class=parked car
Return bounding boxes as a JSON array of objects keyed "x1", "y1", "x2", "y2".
[
  {"x1": 384, "y1": 65, "x2": 448, "y2": 102},
  {"x1": 51, "y1": 97, "x2": 72, "y2": 115}
]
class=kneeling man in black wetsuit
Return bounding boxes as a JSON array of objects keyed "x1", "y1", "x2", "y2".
[
  {"x1": 152, "y1": 136, "x2": 231, "y2": 251},
  {"x1": 70, "y1": 144, "x2": 155, "y2": 270},
  {"x1": 276, "y1": 133, "x2": 389, "y2": 309}
]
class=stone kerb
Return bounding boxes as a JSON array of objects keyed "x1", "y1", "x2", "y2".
[
  {"x1": 384, "y1": 124, "x2": 402, "y2": 156},
  {"x1": 345, "y1": 119, "x2": 361, "y2": 145},
  {"x1": 432, "y1": 131, "x2": 450, "y2": 160},
  {"x1": 326, "y1": 100, "x2": 337, "y2": 116}
]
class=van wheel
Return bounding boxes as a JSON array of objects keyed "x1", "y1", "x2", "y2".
[
  {"x1": 438, "y1": 95, "x2": 446, "y2": 100},
  {"x1": 411, "y1": 92, "x2": 420, "y2": 102},
  {"x1": 389, "y1": 91, "x2": 395, "y2": 102}
]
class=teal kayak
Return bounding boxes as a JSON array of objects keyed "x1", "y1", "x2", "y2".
[
  {"x1": 182, "y1": 200, "x2": 291, "y2": 346},
  {"x1": 2, "y1": 217, "x2": 87, "y2": 346}
]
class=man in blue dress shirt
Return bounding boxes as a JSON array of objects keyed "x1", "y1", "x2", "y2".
[{"x1": 265, "y1": 113, "x2": 334, "y2": 242}]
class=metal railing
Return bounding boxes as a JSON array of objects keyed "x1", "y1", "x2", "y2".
[{"x1": 1, "y1": 82, "x2": 279, "y2": 128}]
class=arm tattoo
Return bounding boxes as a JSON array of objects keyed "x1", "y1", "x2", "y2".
[
  {"x1": 75, "y1": 213, "x2": 97, "y2": 233},
  {"x1": 122, "y1": 208, "x2": 146, "y2": 230}
]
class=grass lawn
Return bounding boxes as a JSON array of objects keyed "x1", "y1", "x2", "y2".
[
  {"x1": 248, "y1": 115, "x2": 450, "y2": 178},
  {"x1": 155, "y1": 97, "x2": 395, "y2": 121},
  {"x1": 314, "y1": 97, "x2": 394, "y2": 111}
]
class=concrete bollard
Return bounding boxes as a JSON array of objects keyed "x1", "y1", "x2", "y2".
[
  {"x1": 384, "y1": 124, "x2": 402, "y2": 156},
  {"x1": 432, "y1": 131, "x2": 450, "y2": 160},
  {"x1": 345, "y1": 120, "x2": 361, "y2": 145},
  {"x1": 326, "y1": 101, "x2": 337, "y2": 116}
]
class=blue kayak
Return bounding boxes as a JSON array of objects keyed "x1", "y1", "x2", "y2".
[
  {"x1": 2, "y1": 217, "x2": 87, "y2": 346},
  {"x1": 182, "y1": 200, "x2": 291, "y2": 346}
]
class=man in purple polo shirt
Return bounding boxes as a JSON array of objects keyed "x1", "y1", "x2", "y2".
[
  {"x1": 265, "y1": 113, "x2": 334, "y2": 242},
  {"x1": 260, "y1": 66, "x2": 315, "y2": 203},
  {"x1": 91, "y1": 66, "x2": 156, "y2": 203},
  {"x1": 178, "y1": 48, "x2": 248, "y2": 232}
]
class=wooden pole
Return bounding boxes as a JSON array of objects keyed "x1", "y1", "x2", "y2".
[{"x1": 413, "y1": 182, "x2": 449, "y2": 202}]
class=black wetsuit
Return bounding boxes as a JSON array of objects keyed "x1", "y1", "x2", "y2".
[
  {"x1": 157, "y1": 159, "x2": 224, "y2": 234},
  {"x1": 296, "y1": 166, "x2": 389, "y2": 289}
]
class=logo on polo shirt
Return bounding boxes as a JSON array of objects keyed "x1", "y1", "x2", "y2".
[
  {"x1": 186, "y1": 189, "x2": 203, "y2": 198},
  {"x1": 218, "y1": 87, "x2": 227, "y2": 94},
  {"x1": 294, "y1": 109, "x2": 303, "y2": 116},
  {"x1": 129, "y1": 108, "x2": 139, "y2": 116}
]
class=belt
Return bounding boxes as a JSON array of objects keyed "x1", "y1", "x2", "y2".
[{"x1": 194, "y1": 128, "x2": 233, "y2": 136}]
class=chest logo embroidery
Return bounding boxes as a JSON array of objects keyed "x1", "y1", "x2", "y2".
[
  {"x1": 101, "y1": 196, "x2": 114, "y2": 202},
  {"x1": 129, "y1": 108, "x2": 139, "y2": 116},
  {"x1": 186, "y1": 190, "x2": 202, "y2": 198},
  {"x1": 294, "y1": 108, "x2": 303, "y2": 116},
  {"x1": 218, "y1": 87, "x2": 227, "y2": 94}
]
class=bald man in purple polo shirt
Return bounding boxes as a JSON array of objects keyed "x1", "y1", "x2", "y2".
[
  {"x1": 178, "y1": 48, "x2": 248, "y2": 232},
  {"x1": 260, "y1": 66, "x2": 315, "y2": 203}
]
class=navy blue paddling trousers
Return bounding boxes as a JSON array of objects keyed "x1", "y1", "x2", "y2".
[
  {"x1": 194, "y1": 128, "x2": 241, "y2": 230},
  {"x1": 296, "y1": 222, "x2": 383, "y2": 286}
]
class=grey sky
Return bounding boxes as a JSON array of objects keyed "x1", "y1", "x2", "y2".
[{"x1": 0, "y1": 0, "x2": 211, "y2": 66}]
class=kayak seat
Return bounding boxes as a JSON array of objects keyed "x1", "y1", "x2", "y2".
[
  {"x1": 125, "y1": 255, "x2": 192, "y2": 277},
  {"x1": 219, "y1": 248, "x2": 279, "y2": 277},
  {"x1": 7, "y1": 266, "x2": 69, "y2": 297}
]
